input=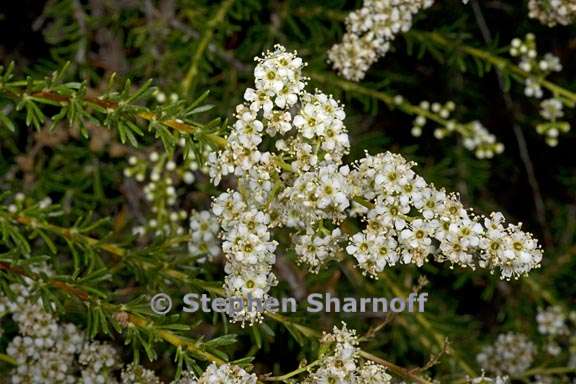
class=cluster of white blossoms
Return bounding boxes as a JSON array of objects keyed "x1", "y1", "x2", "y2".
[
  {"x1": 119, "y1": 363, "x2": 257, "y2": 384},
  {"x1": 536, "y1": 305, "x2": 576, "y2": 357},
  {"x1": 120, "y1": 363, "x2": 162, "y2": 384},
  {"x1": 188, "y1": 210, "x2": 221, "y2": 262},
  {"x1": 347, "y1": 153, "x2": 542, "y2": 279},
  {"x1": 539, "y1": 98, "x2": 564, "y2": 121},
  {"x1": 1, "y1": 278, "x2": 256, "y2": 384},
  {"x1": 208, "y1": 45, "x2": 312, "y2": 323},
  {"x1": 0, "y1": 281, "x2": 121, "y2": 383},
  {"x1": 458, "y1": 121, "x2": 504, "y2": 159},
  {"x1": 124, "y1": 143, "x2": 209, "y2": 238},
  {"x1": 209, "y1": 45, "x2": 542, "y2": 323},
  {"x1": 510, "y1": 34, "x2": 571, "y2": 146},
  {"x1": 327, "y1": 0, "x2": 434, "y2": 81},
  {"x1": 476, "y1": 308, "x2": 576, "y2": 381},
  {"x1": 327, "y1": 0, "x2": 573, "y2": 81},
  {"x1": 5, "y1": 192, "x2": 53, "y2": 215},
  {"x1": 537, "y1": 98, "x2": 571, "y2": 146},
  {"x1": 510, "y1": 34, "x2": 562, "y2": 99},
  {"x1": 476, "y1": 333, "x2": 536, "y2": 376},
  {"x1": 403, "y1": 97, "x2": 503, "y2": 159},
  {"x1": 468, "y1": 375, "x2": 509, "y2": 384},
  {"x1": 124, "y1": 148, "x2": 221, "y2": 262},
  {"x1": 409, "y1": 99, "x2": 455, "y2": 137},
  {"x1": 79, "y1": 341, "x2": 122, "y2": 383},
  {"x1": 528, "y1": 0, "x2": 576, "y2": 27},
  {"x1": 212, "y1": 192, "x2": 279, "y2": 323},
  {"x1": 190, "y1": 363, "x2": 257, "y2": 384},
  {"x1": 303, "y1": 323, "x2": 391, "y2": 383},
  {"x1": 327, "y1": 1, "x2": 474, "y2": 81},
  {"x1": 537, "y1": 306, "x2": 569, "y2": 337}
]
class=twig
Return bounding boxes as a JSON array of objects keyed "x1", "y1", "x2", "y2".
[
  {"x1": 126, "y1": 313, "x2": 226, "y2": 364},
  {"x1": 0, "y1": 353, "x2": 17, "y2": 366},
  {"x1": 310, "y1": 72, "x2": 476, "y2": 139},
  {"x1": 181, "y1": 0, "x2": 236, "y2": 93},
  {"x1": 362, "y1": 314, "x2": 395, "y2": 339},
  {"x1": 5, "y1": 211, "x2": 225, "y2": 297},
  {"x1": 470, "y1": 0, "x2": 550, "y2": 245},
  {"x1": 169, "y1": 18, "x2": 249, "y2": 73},
  {"x1": 517, "y1": 366, "x2": 576, "y2": 378},
  {"x1": 262, "y1": 359, "x2": 322, "y2": 381},
  {"x1": 412, "y1": 337, "x2": 449, "y2": 373},
  {"x1": 0, "y1": 87, "x2": 226, "y2": 149},
  {"x1": 408, "y1": 30, "x2": 576, "y2": 105},
  {"x1": 0, "y1": 261, "x2": 90, "y2": 301},
  {"x1": 359, "y1": 350, "x2": 435, "y2": 384}
]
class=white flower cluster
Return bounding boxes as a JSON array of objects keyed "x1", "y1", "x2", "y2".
[
  {"x1": 409, "y1": 99, "x2": 455, "y2": 137},
  {"x1": 79, "y1": 341, "x2": 122, "y2": 383},
  {"x1": 294, "y1": 227, "x2": 344, "y2": 272},
  {"x1": 0, "y1": 282, "x2": 121, "y2": 384},
  {"x1": 172, "y1": 371, "x2": 199, "y2": 384},
  {"x1": 1, "y1": 279, "x2": 257, "y2": 384},
  {"x1": 536, "y1": 305, "x2": 576, "y2": 357},
  {"x1": 121, "y1": 362, "x2": 257, "y2": 384},
  {"x1": 476, "y1": 333, "x2": 536, "y2": 376},
  {"x1": 209, "y1": 45, "x2": 542, "y2": 323},
  {"x1": 510, "y1": 34, "x2": 571, "y2": 146},
  {"x1": 209, "y1": 44, "x2": 349, "y2": 323},
  {"x1": 212, "y1": 192, "x2": 279, "y2": 323},
  {"x1": 124, "y1": 152, "x2": 190, "y2": 236},
  {"x1": 405, "y1": 98, "x2": 504, "y2": 159},
  {"x1": 537, "y1": 98, "x2": 571, "y2": 146},
  {"x1": 327, "y1": 0, "x2": 434, "y2": 81},
  {"x1": 124, "y1": 144, "x2": 209, "y2": 238},
  {"x1": 459, "y1": 121, "x2": 504, "y2": 159},
  {"x1": 193, "y1": 363, "x2": 257, "y2": 384},
  {"x1": 5, "y1": 192, "x2": 53, "y2": 215},
  {"x1": 528, "y1": 0, "x2": 576, "y2": 27},
  {"x1": 347, "y1": 153, "x2": 542, "y2": 279},
  {"x1": 539, "y1": 98, "x2": 563, "y2": 121},
  {"x1": 510, "y1": 34, "x2": 562, "y2": 99},
  {"x1": 121, "y1": 363, "x2": 161, "y2": 384},
  {"x1": 188, "y1": 210, "x2": 221, "y2": 262},
  {"x1": 304, "y1": 323, "x2": 391, "y2": 383},
  {"x1": 469, "y1": 375, "x2": 509, "y2": 384},
  {"x1": 537, "y1": 306, "x2": 569, "y2": 337},
  {"x1": 478, "y1": 309, "x2": 576, "y2": 381}
]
